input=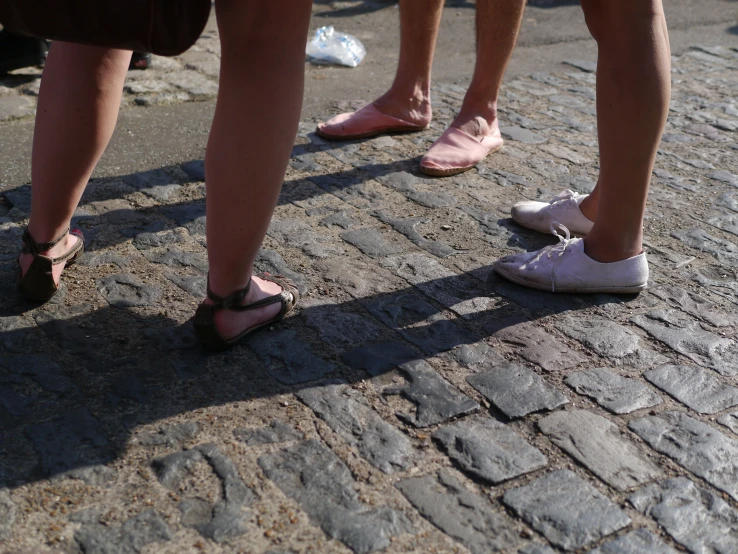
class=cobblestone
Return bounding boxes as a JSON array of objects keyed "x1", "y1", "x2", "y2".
[
  {"x1": 433, "y1": 418, "x2": 547, "y2": 484},
  {"x1": 258, "y1": 440, "x2": 412, "y2": 554},
  {"x1": 564, "y1": 368, "x2": 662, "y2": 414},
  {"x1": 538, "y1": 410, "x2": 662, "y2": 491},
  {"x1": 468, "y1": 363, "x2": 569, "y2": 419},
  {"x1": 644, "y1": 364, "x2": 738, "y2": 414},
  {"x1": 503, "y1": 470, "x2": 631, "y2": 551},
  {"x1": 629, "y1": 412, "x2": 738, "y2": 501},
  {"x1": 396, "y1": 470, "x2": 520, "y2": 553},
  {"x1": 298, "y1": 383, "x2": 416, "y2": 473},
  {"x1": 629, "y1": 478, "x2": 738, "y2": 554},
  {"x1": 589, "y1": 529, "x2": 680, "y2": 554}
]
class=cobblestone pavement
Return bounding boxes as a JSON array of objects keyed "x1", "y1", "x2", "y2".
[{"x1": 1, "y1": 24, "x2": 738, "y2": 554}]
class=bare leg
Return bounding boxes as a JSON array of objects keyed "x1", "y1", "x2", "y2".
[
  {"x1": 452, "y1": 0, "x2": 526, "y2": 138},
  {"x1": 19, "y1": 44, "x2": 131, "y2": 284},
  {"x1": 371, "y1": 0, "x2": 444, "y2": 126},
  {"x1": 580, "y1": 0, "x2": 671, "y2": 262},
  {"x1": 205, "y1": 0, "x2": 313, "y2": 339}
]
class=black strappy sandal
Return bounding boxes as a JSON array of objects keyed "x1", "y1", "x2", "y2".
[
  {"x1": 18, "y1": 226, "x2": 85, "y2": 302},
  {"x1": 193, "y1": 272, "x2": 299, "y2": 351}
]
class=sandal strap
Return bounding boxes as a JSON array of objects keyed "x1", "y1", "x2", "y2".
[
  {"x1": 21, "y1": 226, "x2": 84, "y2": 265},
  {"x1": 22, "y1": 226, "x2": 70, "y2": 255},
  {"x1": 205, "y1": 276, "x2": 252, "y2": 311}
]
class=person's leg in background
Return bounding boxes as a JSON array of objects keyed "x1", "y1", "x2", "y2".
[
  {"x1": 316, "y1": 0, "x2": 443, "y2": 139},
  {"x1": 420, "y1": 0, "x2": 526, "y2": 175},
  {"x1": 494, "y1": 0, "x2": 671, "y2": 292},
  {"x1": 198, "y1": 0, "x2": 313, "y2": 342}
]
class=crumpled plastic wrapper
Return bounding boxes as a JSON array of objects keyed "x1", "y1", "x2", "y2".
[{"x1": 306, "y1": 25, "x2": 366, "y2": 68}]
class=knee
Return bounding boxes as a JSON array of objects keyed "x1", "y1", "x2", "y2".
[{"x1": 581, "y1": 0, "x2": 663, "y2": 42}]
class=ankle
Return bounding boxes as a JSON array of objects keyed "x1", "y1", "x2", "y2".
[
  {"x1": 375, "y1": 83, "x2": 432, "y2": 120},
  {"x1": 578, "y1": 195, "x2": 598, "y2": 222},
  {"x1": 583, "y1": 235, "x2": 643, "y2": 263}
]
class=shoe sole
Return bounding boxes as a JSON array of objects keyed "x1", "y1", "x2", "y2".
[
  {"x1": 511, "y1": 212, "x2": 590, "y2": 237},
  {"x1": 492, "y1": 263, "x2": 647, "y2": 294},
  {"x1": 315, "y1": 125, "x2": 426, "y2": 141},
  {"x1": 420, "y1": 143, "x2": 504, "y2": 177}
]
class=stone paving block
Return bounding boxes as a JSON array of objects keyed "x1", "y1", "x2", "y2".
[
  {"x1": 468, "y1": 363, "x2": 569, "y2": 419},
  {"x1": 632, "y1": 310, "x2": 738, "y2": 376},
  {"x1": 564, "y1": 368, "x2": 662, "y2": 414},
  {"x1": 494, "y1": 320, "x2": 585, "y2": 372},
  {"x1": 143, "y1": 248, "x2": 208, "y2": 274},
  {"x1": 396, "y1": 470, "x2": 520, "y2": 554},
  {"x1": 97, "y1": 273, "x2": 163, "y2": 307},
  {"x1": 589, "y1": 529, "x2": 680, "y2": 554},
  {"x1": 268, "y1": 217, "x2": 345, "y2": 259},
  {"x1": 363, "y1": 291, "x2": 480, "y2": 355},
  {"x1": 650, "y1": 284, "x2": 737, "y2": 327},
  {"x1": 538, "y1": 410, "x2": 662, "y2": 491},
  {"x1": 0, "y1": 96, "x2": 34, "y2": 121},
  {"x1": 298, "y1": 383, "x2": 416, "y2": 473},
  {"x1": 0, "y1": 490, "x2": 16, "y2": 541},
  {"x1": 644, "y1": 364, "x2": 738, "y2": 414},
  {"x1": 186, "y1": 444, "x2": 255, "y2": 542},
  {"x1": 258, "y1": 440, "x2": 412, "y2": 554},
  {"x1": 340, "y1": 227, "x2": 407, "y2": 258},
  {"x1": 539, "y1": 143, "x2": 591, "y2": 164},
  {"x1": 233, "y1": 421, "x2": 303, "y2": 446},
  {"x1": 629, "y1": 412, "x2": 738, "y2": 501},
  {"x1": 718, "y1": 412, "x2": 738, "y2": 434},
  {"x1": 375, "y1": 171, "x2": 458, "y2": 209},
  {"x1": 671, "y1": 228, "x2": 738, "y2": 267},
  {"x1": 75, "y1": 509, "x2": 172, "y2": 554},
  {"x1": 164, "y1": 273, "x2": 206, "y2": 298},
  {"x1": 629, "y1": 477, "x2": 738, "y2": 554},
  {"x1": 433, "y1": 418, "x2": 547, "y2": 483},
  {"x1": 249, "y1": 330, "x2": 336, "y2": 385},
  {"x1": 500, "y1": 126, "x2": 547, "y2": 144},
  {"x1": 376, "y1": 212, "x2": 460, "y2": 258},
  {"x1": 26, "y1": 408, "x2": 110, "y2": 478},
  {"x1": 450, "y1": 343, "x2": 506, "y2": 371},
  {"x1": 503, "y1": 470, "x2": 631, "y2": 551},
  {"x1": 386, "y1": 360, "x2": 480, "y2": 428},
  {"x1": 382, "y1": 253, "x2": 495, "y2": 318},
  {"x1": 302, "y1": 302, "x2": 382, "y2": 353},
  {"x1": 341, "y1": 342, "x2": 419, "y2": 377},
  {"x1": 138, "y1": 422, "x2": 200, "y2": 447},
  {"x1": 556, "y1": 316, "x2": 640, "y2": 358},
  {"x1": 518, "y1": 545, "x2": 556, "y2": 554},
  {"x1": 165, "y1": 70, "x2": 218, "y2": 98}
]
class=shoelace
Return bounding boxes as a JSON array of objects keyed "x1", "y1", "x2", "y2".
[
  {"x1": 548, "y1": 189, "x2": 580, "y2": 206},
  {"x1": 525, "y1": 221, "x2": 573, "y2": 292}
]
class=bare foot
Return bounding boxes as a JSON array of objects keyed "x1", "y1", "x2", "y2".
[
  {"x1": 204, "y1": 275, "x2": 286, "y2": 341},
  {"x1": 18, "y1": 232, "x2": 82, "y2": 287}
]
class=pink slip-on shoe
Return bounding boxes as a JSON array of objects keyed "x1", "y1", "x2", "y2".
[
  {"x1": 315, "y1": 103, "x2": 427, "y2": 141},
  {"x1": 420, "y1": 124, "x2": 503, "y2": 177}
]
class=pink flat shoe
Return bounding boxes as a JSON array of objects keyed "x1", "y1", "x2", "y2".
[
  {"x1": 315, "y1": 103, "x2": 427, "y2": 141},
  {"x1": 420, "y1": 124, "x2": 504, "y2": 177}
]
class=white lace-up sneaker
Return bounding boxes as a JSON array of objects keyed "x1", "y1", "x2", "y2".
[
  {"x1": 493, "y1": 224, "x2": 649, "y2": 293},
  {"x1": 511, "y1": 189, "x2": 594, "y2": 236}
]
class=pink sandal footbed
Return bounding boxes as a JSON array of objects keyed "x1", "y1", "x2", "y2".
[
  {"x1": 420, "y1": 126, "x2": 504, "y2": 177},
  {"x1": 316, "y1": 103, "x2": 426, "y2": 141}
]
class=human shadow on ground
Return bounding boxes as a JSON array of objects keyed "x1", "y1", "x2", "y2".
[{"x1": 0, "y1": 249, "x2": 636, "y2": 489}]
